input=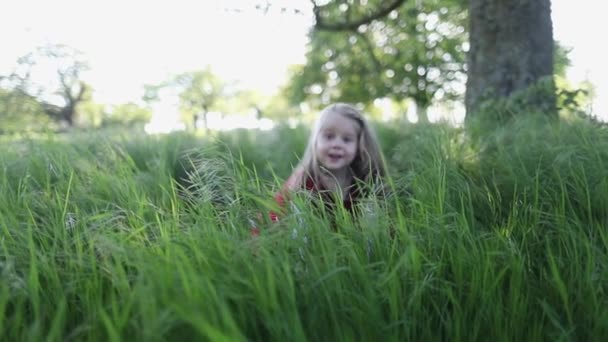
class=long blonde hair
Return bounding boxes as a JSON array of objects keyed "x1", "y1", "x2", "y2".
[{"x1": 291, "y1": 103, "x2": 387, "y2": 192}]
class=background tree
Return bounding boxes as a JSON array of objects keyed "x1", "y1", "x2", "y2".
[
  {"x1": 0, "y1": 44, "x2": 91, "y2": 131},
  {"x1": 286, "y1": 0, "x2": 467, "y2": 122},
  {"x1": 220, "y1": 88, "x2": 265, "y2": 118},
  {"x1": 465, "y1": 0, "x2": 555, "y2": 118},
  {"x1": 40, "y1": 44, "x2": 89, "y2": 126},
  {"x1": 142, "y1": 83, "x2": 164, "y2": 107},
  {"x1": 173, "y1": 68, "x2": 226, "y2": 131},
  {"x1": 220, "y1": 88, "x2": 301, "y2": 122},
  {"x1": 0, "y1": 87, "x2": 49, "y2": 133},
  {"x1": 264, "y1": 90, "x2": 303, "y2": 121},
  {"x1": 0, "y1": 53, "x2": 45, "y2": 132},
  {"x1": 141, "y1": 68, "x2": 227, "y2": 131},
  {"x1": 102, "y1": 102, "x2": 153, "y2": 128},
  {"x1": 271, "y1": 0, "x2": 557, "y2": 126},
  {"x1": 552, "y1": 42, "x2": 594, "y2": 120},
  {"x1": 6, "y1": 44, "x2": 91, "y2": 127}
]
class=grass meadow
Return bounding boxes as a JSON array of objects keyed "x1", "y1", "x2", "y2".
[{"x1": 1, "y1": 114, "x2": 607, "y2": 341}]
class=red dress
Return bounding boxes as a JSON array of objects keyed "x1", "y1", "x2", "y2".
[{"x1": 251, "y1": 170, "x2": 361, "y2": 236}]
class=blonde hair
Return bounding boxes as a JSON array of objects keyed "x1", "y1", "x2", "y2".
[{"x1": 291, "y1": 103, "x2": 387, "y2": 191}]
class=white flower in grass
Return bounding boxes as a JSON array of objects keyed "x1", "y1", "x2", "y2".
[
  {"x1": 289, "y1": 202, "x2": 308, "y2": 243},
  {"x1": 10, "y1": 277, "x2": 26, "y2": 293},
  {"x1": 290, "y1": 201, "x2": 305, "y2": 226},
  {"x1": 364, "y1": 203, "x2": 374, "y2": 216},
  {"x1": 298, "y1": 247, "x2": 306, "y2": 262},
  {"x1": 288, "y1": 202, "x2": 309, "y2": 263},
  {"x1": 0, "y1": 259, "x2": 26, "y2": 294},
  {"x1": 65, "y1": 212, "x2": 76, "y2": 231}
]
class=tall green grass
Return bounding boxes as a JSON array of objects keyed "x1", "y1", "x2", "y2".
[{"x1": 1, "y1": 115, "x2": 607, "y2": 341}]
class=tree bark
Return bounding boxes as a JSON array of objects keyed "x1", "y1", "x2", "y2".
[
  {"x1": 417, "y1": 104, "x2": 429, "y2": 124},
  {"x1": 465, "y1": 0, "x2": 555, "y2": 117}
]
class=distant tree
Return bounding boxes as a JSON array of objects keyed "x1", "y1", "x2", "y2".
[
  {"x1": 102, "y1": 102, "x2": 152, "y2": 128},
  {"x1": 220, "y1": 88, "x2": 265, "y2": 117},
  {"x1": 215, "y1": 86, "x2": 302, "y2": 123},
  {"x1": 142, "y1": 83, "x2": 165, "y2": 106},
  {"x1": 74, "y1": 87, "x2": 105, "y2": 127},
  {"x1": 0, "y1": 87, "x2": 50, "y2": 133},
  {"x1": 264, "y1": 90, "x2": 302, "y2": 121},
  {"x1": 4, "y1": 44, "x2": 91, "y2": 127},
  {"x1": 141, "y1": 68, "x2": 227, "y2": 131},
  {"x1": 173, "y1": 68, "x2": 226, "y2": 131},
  {"x1": 41, "y1": 45, "x2": 89, "y2": 126}
]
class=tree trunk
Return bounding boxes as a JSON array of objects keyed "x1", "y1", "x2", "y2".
[
  {"x1": 202, "y1": 110, "x2": 209, "y2": 132},
  {"x1": 416, "y1": 104, "x2": 429, "y2": 124},
  {"x1": 465, "y1": 0, "x2": 555, "y2": 118},
  {"x1": 61, "y1": 104, "x2": 75, "y2": 126}
]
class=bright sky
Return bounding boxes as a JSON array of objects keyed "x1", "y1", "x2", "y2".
[
  {"x1": 0, "y1": 0, "x2": 312, "y2": 105},
  {"x1": 551, "y1": 0, "x2": 607, "y2": 119},
  {"x1": 0, "y1": 0, "x2": 606, "y2": 120}
]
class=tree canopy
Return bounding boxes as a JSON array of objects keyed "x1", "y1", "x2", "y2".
[
  {"x1": 285, "y1": 0, "x2": 467, "y2": 122},
  {"x1": 0, "y1": 43, "x2": 90, "y2": 129}
]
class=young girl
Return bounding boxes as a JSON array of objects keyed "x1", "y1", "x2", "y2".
[{"x1": 251, "y1": 103, "x2": 387, "y2": 235}]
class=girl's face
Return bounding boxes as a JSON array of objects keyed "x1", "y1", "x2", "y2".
[{"x1": 315, "y1": 112, "x2": 359, "y2": 174}]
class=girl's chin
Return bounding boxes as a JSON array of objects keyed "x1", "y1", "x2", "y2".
[{"x1": 321, "y1": 163, "x2": 348, "y2": 173}]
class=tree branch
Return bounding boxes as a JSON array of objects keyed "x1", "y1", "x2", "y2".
[
  {"x1": 313, "y1": 0, "x2": 407, "y2": 32},
  {"x1": 226, "y1": 1, "x2": 306, "y2": 15},
  {"x1": 76, "y1": 82, "x2": 87, "y2": 102},
  {"x1": 355, "y1": 31, "x2": 383, "y2": 74}
]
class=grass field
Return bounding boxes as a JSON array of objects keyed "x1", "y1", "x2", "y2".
[{"x1": 1, "y1": 115, "x2": 607, "y2": 341}]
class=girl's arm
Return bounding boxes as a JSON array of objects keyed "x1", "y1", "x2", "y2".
[
  {"x1": 250, "y1": 191, "x2": 285, "y2": 236},
  {"x1": 250, "y1": 168, "x2": 304, "y2": 236}
]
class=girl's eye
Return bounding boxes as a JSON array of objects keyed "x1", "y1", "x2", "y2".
[{"x1": 325, "y1": 133, "x2": 334, "y2": 140}]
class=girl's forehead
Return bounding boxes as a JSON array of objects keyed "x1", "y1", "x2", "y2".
[{"x1": 319, "y1": 112, "x2": 360, "y2": 133}]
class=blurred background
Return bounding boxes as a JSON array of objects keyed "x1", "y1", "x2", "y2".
[{"x1": 0, "y1": 0, "x2": 603, "y2": 134}]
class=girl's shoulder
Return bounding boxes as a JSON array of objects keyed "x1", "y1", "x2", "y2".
[
  {"x1": 283, "y1": 169, "x2": 301, "y2": 190},
  {"x1": 283, "y1": 167, "x2": 316, "y2": 191}
]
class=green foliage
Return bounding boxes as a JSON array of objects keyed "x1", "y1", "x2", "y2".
[
  {"x1": 144, "y1": 67, "x2": 227, "y2": 130},
  {"x1": 465, "y1": 76, "x2": 558, "y2": 134},
  {"x1": 174, "y1": 68, "x2": 226, "y2": 129},
  {"x1": 469, "y1": 114, "x2": 608, "y2": 226},
  {"x1": 552, "y1": 43, "x2": 595, "y2": 122},
  {"x1": 77, "y1": 100, "x2": 106, "y2": 127},
  {"x1": 220, "y1": 89, "x2": 265, "y2": 115},
  {"x1": 103, "y1": 103, "x2": 153, "y2": 128},
  {"x1": 264, "y1": 93, "x2": 302, "y2": 120},
  {"x1": 0, "y1": 43, "x2": 91, "y2": 128},
  {"x1": 0, "y1": 88, "x2": 54, "y2": 133},
  {"x1": 286, "y1": 0, "x2": 467, "y2": 112},
  {"x1": 554, "y1": 41, "x2": 572, "y2": 78},
  {"x1": 1, "y1": 111, "x2": 608, "y2": 340}
]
